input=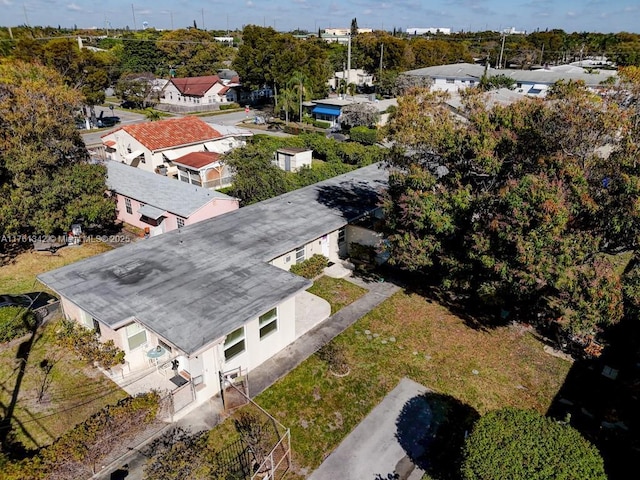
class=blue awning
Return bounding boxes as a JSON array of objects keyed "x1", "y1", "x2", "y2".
[{"x1": 312, "y1": 105, "x2": 341, "y2": 116}]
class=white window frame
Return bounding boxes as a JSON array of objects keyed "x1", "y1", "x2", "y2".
[
  {"x1": 125, "y1": 197, "x2": 133, "y2": 214},
  {"x1": 259, "y1": 308, "x2": 278, "y2": 339},
  {"x1": 177, "y1": 217, "x2": 185, "y2": 228},
  {"x1": 295, "y1": 246, "x2": 305, "y2": 264},
  {"x1": 224, "y1": 326, "x2": 245, "y2": 361},
  {"x1": 125, "y1": 322, "x2": 147, "y2": 351}
]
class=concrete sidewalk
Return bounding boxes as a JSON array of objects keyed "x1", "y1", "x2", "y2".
[{"x1": 249, "y1": 278, "x2": 400, "y2": 398}]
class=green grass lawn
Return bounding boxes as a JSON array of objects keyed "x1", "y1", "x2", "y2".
[
  {"x1": 307, "y1": 276, "x2": 367, "y2": 314},
  {"x1": 1, "y1": 243, "x2": 127, "y2": 450},
  {"x1": 253, "y1": 291, "x2": 571, "y2": 478}
]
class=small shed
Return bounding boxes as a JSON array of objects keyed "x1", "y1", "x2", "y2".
[{"x1": 275, "y1": 148, "x2": 313, "y2": 172}]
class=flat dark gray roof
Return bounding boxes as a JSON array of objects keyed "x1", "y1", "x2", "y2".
[{"x1": 39, "y1": 163, "x2": 388, "y2": 354}]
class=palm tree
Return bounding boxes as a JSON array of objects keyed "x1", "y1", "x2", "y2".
[
  {"x1": 289, "y1": 71, "x2": 310, "y2": 122},
  {"x1": 144, "y1": 108, "x2": 161, "y2": 121},
  {"x1": 278, "y1": 88, "x2": 296, "y2": 125}
]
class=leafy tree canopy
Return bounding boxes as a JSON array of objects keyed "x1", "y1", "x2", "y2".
[
  {"x1": 0, "y1": 61, "x2": 116, "y2": 244},
  {"x1": 383, "y1": 79, "x2": 640, "y2": 336}
]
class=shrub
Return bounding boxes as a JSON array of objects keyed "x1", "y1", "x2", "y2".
[
  {"x1": 0, "y1": 307, "x2": 37, "y2": 343},
  {"x1": 313, "y1": 120, "x2": 331, "y2": 129},
  {"x1": 461, "y1": 408, "x2": 606, "y2": 480},
  {"x1": 55, "y1": 319, "x2": 125, "y2": 369},
  {"x1": 289, "y1": 254, "x2": 328, "y2": 279},
  {"x1": 349, "y1": 126, "x2": 378, "y2": 145},
  {"x1": 219, "y1": 103, "x2": 240, "y2": 111}
]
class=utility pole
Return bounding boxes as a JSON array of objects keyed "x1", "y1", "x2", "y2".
[
  {"x1": 131, "y1": 4, "x2": 137, "y2": 31},
  {"x1": 201, "y1": 8, "x2": 205, "y2": 30},
  {"x1": 23, "y1": 3, "x2": 30, "y2": 27},
  {"x1": 540, "y1": 43, "x2": 545, "y2": 66},
  {"x1": 347, "y1": 33, "x2": 352, "y2": 94},
  {"x1": 379, "y1": 43, "x2": 384, "y2": 80},
  {"x1": 170, "y1": 11, "x2": 174, "y2": 30},
  {"x1": 498, "y1": 32, "x2": 506, "y2": 69}
]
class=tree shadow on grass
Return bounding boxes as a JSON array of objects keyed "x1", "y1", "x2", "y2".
[{"x1": 395, "y1": 392, "x2": 479, "y2": 480}]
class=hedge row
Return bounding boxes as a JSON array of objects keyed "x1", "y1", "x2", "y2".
[{"x1": 4, "y1": 392, "x2": 161, "y2": 479}]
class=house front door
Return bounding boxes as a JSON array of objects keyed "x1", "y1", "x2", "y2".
[{"x1": 321, "y1": 235, "x2": 330, "y2": 257}]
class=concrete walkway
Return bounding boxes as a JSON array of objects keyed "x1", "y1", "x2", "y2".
[
  {"x1": 249, "y1": 277, "x2": 400, "y2": 398},
  {"x1": 94, "y1": 276, "x2": 400, "y2": 479}
]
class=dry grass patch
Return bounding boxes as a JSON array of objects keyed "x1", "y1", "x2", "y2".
[
  {"x1": 0, "y1": 243, "x2": 112, "y2": 294},
  {"x1": 255, "y1": 290, "x2": 571, "y2": 475}
]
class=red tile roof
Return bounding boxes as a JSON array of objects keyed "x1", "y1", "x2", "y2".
[
  {"x1": 121, "y1": 117, "x2": 222, "y2": 151},
  {"x1": 170, "y1": 75, "x2": 221, "y2": 96},
  {"x1": 173, "y1": 151, "x2": 221, "y2": 169},
  {"x1": 217, "y1": 86, "x2": 230, "y2": 95},
  {"x1": 104, "y1": 140, "x2": 116, "y2": 147}
]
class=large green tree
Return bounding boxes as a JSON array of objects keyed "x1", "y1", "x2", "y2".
[
  {"x1": 383, "y1": 81, "x2": 640, "y2": 337},
  {"x1": 461, "y1": 408, "x2": 606, "y2": 480},
  {"x1": 0, "y1": 61, "x2": 115, "y2": 243}
]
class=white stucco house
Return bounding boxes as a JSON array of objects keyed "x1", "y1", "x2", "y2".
[
  {"x1": 38, "y1": 164, "x2": 388, "y2": 417},
  {"x1": 101, "y1": 117, "x2": 246, "y2": 179},
  {"x1": 160, "y1": 74, "x2": 241, "y2": 107},
  {"x1": 309, "y1": 96, "x2": 398, "y2": 128}
]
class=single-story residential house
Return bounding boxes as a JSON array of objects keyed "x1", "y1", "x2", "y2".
[
  {"x1": 403, "y1": 62, "x2": 618, "y2": 97},
  {"x1": 328, "y1": 69, "x2": 374, "y2": 90},
  {"x1": 107, "y1": 160, "x2": 238, "y2": 236},
  {"x1": 38, "y1": 164, "x2": 388, "y2": 415},
  {"x1": 160, "y1": 75, "x2": 240, "y2": 110},
  {"x1": 274, "y1": 148, "x2": 312, "y2": 172},
  {"x1": 308, "y1": 96, "x2": 398, "y2": 128},
  {"x1": 101, "y1": 117, "x2": 228, "y2": 177}
]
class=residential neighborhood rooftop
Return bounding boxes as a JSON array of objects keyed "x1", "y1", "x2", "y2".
[
  {"x1": 169, "y1": 75, "x2": 223, "y2": 96},
  {"x1": 404, "y1": 62, "x2": 618, "y2": 86},
  {"x1": 103, "y1": 116, "x2": 223, "y2": 152},
  {"x1": 39, "y1": 163, "x2": 389, "y2": 355},
  {"x1": 172, "y1": 151, "x2": 221, "y2": 169},
  {"x1": 106, "y1": 161, "x2": 233, "y2": 218}
]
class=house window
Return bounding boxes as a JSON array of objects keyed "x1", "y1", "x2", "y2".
[
  {"x1": 470, "y1": 80, "x2": 475, "y2": 85},
  {"x1": 125, "y1": 198, "x2": 132, "y2": 214},
  {"x1": 177, "y1": 217, "x2": 185, "y2": 228},
  {"x1": 158, "y1": 339, "x2": 172, "y2": 353},
  {"x1": 92, "y1": 318, "x2": 101, "y2": 335},
  {"x1": 338, "y1": 227, "x2": 346, "y2": 246},
  {"x1": 446, "y1": 78, "x2": 455, "y2": 84},
  {"x1": 126, "y1": 323, "x2": 147, "y2": 351},
  {"x1": 259, "y1": 308, "x2": 278, "y2": 339},
  {"x1": 295, "y1": 246, "x2": 305, "y2": 264},
  {"x1": 224, "y1": 326, "x2": 245, "y2": 360}
]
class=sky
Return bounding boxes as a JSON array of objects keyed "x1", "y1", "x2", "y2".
[{"x1": 1, "y1": 0, "x2": 639, "y2": 33}]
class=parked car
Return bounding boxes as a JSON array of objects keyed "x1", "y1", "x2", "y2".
[
  {"x1": 0, "y1": 292, "x2": 58, "y2": 312},
  {"x1": 120, "y1": 100, "x2": 142, "y2": 109},
  {"x1": 97, "y1": 116, "x2": 120, "y2": 128}
]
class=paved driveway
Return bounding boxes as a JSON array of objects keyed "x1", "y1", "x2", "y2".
[{"x1": 309, "y1": 377, "x2": 429, "y2": 480}]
